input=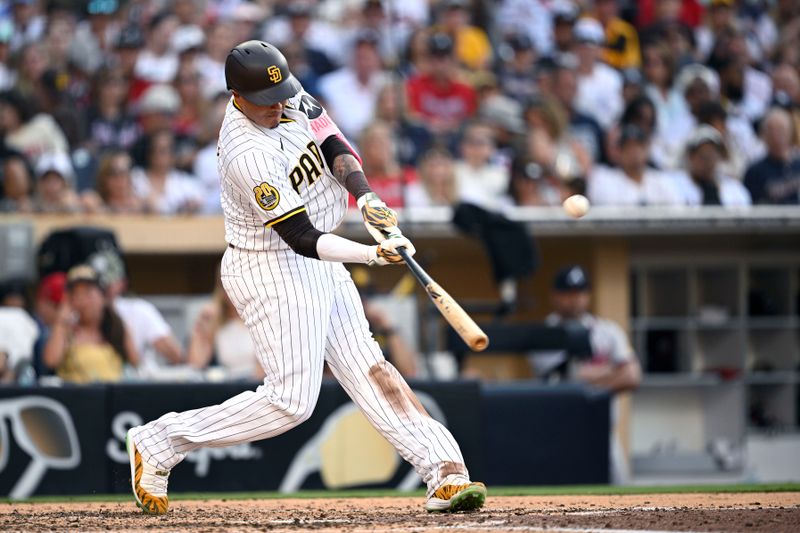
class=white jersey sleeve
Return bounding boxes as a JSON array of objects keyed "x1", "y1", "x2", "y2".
[{"x1": 227, "y1": 148, "x2": 307, "y2": 228}]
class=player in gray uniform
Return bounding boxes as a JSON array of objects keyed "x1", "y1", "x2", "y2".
[{"x1": 126, "y1": 40, "x2": 486, "y2": 515}]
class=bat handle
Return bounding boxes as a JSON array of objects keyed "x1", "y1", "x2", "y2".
[{"x1": 396, "y1": 246, "x2": 432, "y2": 285}]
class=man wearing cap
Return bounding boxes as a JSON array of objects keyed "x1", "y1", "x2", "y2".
[
  {"x1": 588, "y1": 125, "x2": 683, "y2": 205},
  {"x1": 497, "y1": 33, "x2": 538, "y2": 103},
  {"x1": 529, "y1": 265, "x2": 641, "y2": 483},
  {"x1": 573, "y1": 18, "x2": 624, "y2": 130},
  {"x1": 673, "y1": 125, "x2": 751, "y2": 206},
  {"x1": 406, "y1": 32, "x2": 477, "y2": 137},
  {"x1": 33, "y1": 152, "x2": 81, "y2": 213}
]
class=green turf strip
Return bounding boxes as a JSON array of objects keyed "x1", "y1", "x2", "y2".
[{"x1": 5, "y1": 483, "x2": 800, "y2": 504}]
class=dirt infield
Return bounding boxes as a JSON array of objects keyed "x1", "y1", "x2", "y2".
[{"x1": 2, "y1": 492, "x2": 799, "y2": 533}]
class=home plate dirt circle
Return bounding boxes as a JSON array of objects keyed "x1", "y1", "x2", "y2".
[{"x1": 2, "y1": 493, "x2": 799, "y2": 533}]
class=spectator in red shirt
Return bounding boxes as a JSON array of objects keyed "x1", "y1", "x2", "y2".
[{"x1": 406, "y1": 32, "x2": 477, "y2": 139}]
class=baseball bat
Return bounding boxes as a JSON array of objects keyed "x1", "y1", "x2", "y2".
[{"x1": 396, "y1": 248, "x2": 489, "y2": 352}]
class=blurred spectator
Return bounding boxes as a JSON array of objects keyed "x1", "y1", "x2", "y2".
[
  {"x1": 696, "y1": 100, "x2": 759, "y2": 181},
  {"x1": 510, "y1": 138, "x2": 573, "y2": 207},
  {"x1": 528, "y1": 264, "x2": 640, "y2": 483},
  {"x1": 710, "y1": 37, "x2": 772, "y2": 123},
  {"x1": 0, "y1": 89, "x2": 69, "y2": 163},
  {"x1": 31, "y1": 271, "x2": 66, "y2": 376},
  {"x1": 318, "y1": 30, "x2": 390, "y2": 140},
  {"x1": 364, "y1": 301, "x2": 418, "y2": 378},
  {"x1": 607, "y1": 95, "x2": 659, "y2": 168},
  {"x1": 130, "y1": 84, "x2": 180, "y2": 165},
  {"x1": 478, "y1": 94, "x2": 526, "y2": 171},
  {"x1": 594, "y1": 0, "x2": 641, "y2": 70},
  {"x1": 373, "y1": 81, "x2": 432, "y2": 167},
  {"x1": 228, "y1": 3, "x2": 266, "y2": 43},
  {"x1": 530, "y1": 265, "x2": 641, "y2": 390},
  {"x1": 406, "y1": 32, "x2": 477, "y2": 138},
  {"x1": 7, "y1": 0, "x2": 46, "y2": 54},
  {"x1": 262, "y1": 1, "x2": 344, "y2": 67},
  {"x1": 131, "y1": 129, "x2": 202, "y2": 215},
  {"x1": 0, "y1": 304, "x2": 38, "y2": 383},
  {"x1": 85, "y1": 149, "x2": 143, "y2": 214},
  {"x1": 771, "y1": 63, "x2": 800, "y2": 148},
  {"x1": 496, "y1": 0, "x2": 554, "y2": 56},
  {"x1": 356, "y1": 120, "x2": 417, "y2": 208},
  {"x1": 588, "y1": 124, "x2": 684, "y2": 206},
  {"x1": 353, "y1": 0, "x2": 412, "y2": 67},
  {"x1": 550, "y1": 1, "x2": 579, "y2": 55},
  {"x1": 195, "y1": 20, "x2": 237, "y2": 101},
  {"x1": 89, "y1": 250, "x2": 184, "y2": 375},
  {"x1": 573, "y1": 18, "x2": 624, "y2": 131},
  {"x1": 454, "y1": 121, "x2": 510, "y2": 211},
  {"x1": 642, "y1": 41, "x2": 694, "y2": 169},
  {"x1": 43, "y1": 264, "x2": 138, "y2": 384},
  {"x1": 496, "y1": 33, "x2": 538, "y2": 103},
  {"x1": 744, "y1": 107, "x2": 800, "y2": 204},
  {"x1": 525, "y1": 94, "x2": 591, "y2": 184},
  {"x1": 111, "y1": 24, "x2": 147, "y2": 100},
  {"x1": 621, "y1": 67, "x2": 646, "y2": 105},
  {"x1": 134, "y1": 11, "x2": 179, "y2": 84},
  {"x1": 172, "y1": 61, "x2": 206, "y2": 142},
  {"x1": 68, "y1": 0, "x2": 120, "y2": 75},
  {"x1": 83, "y1": 66, "x2": 139, "y2": 156},
  {"x1": 434, "y1": 0, "x2": 492, "y2": 71},
  {"x1": 0, "y1": 277, "x2": 28, "y2": 309},
  {"x1": 405, "y1": 147, "x2": 457, "y2": 207},
  {"x1": 673, "y1": 125, "x2": 751, "y2": 206},
  {"x1": 549, "y1": 57, "x2": 605, "y2": 165},
  {"x1": 193, "y1": 93, "x2": 229, "y2": 214},
  {"x1": 32, "y1": 152, "x2": 81, "y2": 213},
  {"x1": 0, "y1": 19, "x2": 15, "y2": 90},
  {"x1": 188, "y1": 275, "x2": 262, "y2": 380},
  {"x1": 0, "y1": 152, "x2": 34, "y2": 212},
  {"x1": 695, "y1": 0, "x2": 737, "y2": 62}
]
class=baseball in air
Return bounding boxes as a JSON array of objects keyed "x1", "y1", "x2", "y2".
[{"x1": 562, "y1": 194, "x2": 590, "y2": 218}]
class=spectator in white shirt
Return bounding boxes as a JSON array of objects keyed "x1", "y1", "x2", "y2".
[
  {"x1": 588, "y1": 125, "x2": 683, "y2": 206},
  {"x1": 405, "y1": 147, "x2": 458, "y2": 208},
  {"x1": 134, "y1": 12, "x2": 180, "y2": 84},
  {"x1": 642, "y1": 41, "x2": 694, "y2": 170},
  {"x1": 195, "y1": 20, "x2": 238, "y2": 101},
  {"x1": 572, "y1": 18, "x2": 623, "y2": 131},
  {"x1": 131, "y1": 129, "x2": 203, "y2": 215},
  {"x1": 673, "y1": 125, "x2": 751, "y2": 207},
  {"x1": 317, "y1": 29, "x2": 390, "y2": 140},
  {"x1": 454, "y1": 121, "x2": 511, "y2": 212},
  {"x1": 88, "y1": 250, "x2": 184, "y2": 377}
]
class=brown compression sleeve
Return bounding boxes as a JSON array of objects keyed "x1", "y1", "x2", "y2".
[{"x1": 271, "y1": 209, "x2": 323, "y2": 259}]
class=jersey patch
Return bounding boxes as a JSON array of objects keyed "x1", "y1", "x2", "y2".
[
  {"x1": 254, "y1": 182, "x2": 281, "y2": 211},
  {"x1": 298, "y1": 94, "x2": 324, "y2": 119}
]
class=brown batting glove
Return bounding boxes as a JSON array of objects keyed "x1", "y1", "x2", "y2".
[{"x1": 357, "y1": 192, "x2": 399, "y2": 243}]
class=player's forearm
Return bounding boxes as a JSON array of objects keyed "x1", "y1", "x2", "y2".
[{"x1": 330, "y1": 152, "x2": 372, "y2": 200}]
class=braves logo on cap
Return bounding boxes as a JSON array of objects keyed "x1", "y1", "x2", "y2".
[{"x1": 267, "y1": 65, "x2": 282, "y2": 84}]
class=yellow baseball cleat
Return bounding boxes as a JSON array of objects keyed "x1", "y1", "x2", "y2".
[
  {"x1": 425, "y1": 482, "x2": 487, "y2": 512},
  {"x1": 127, "y1": 430, "x2": 170, "y2": 515}
]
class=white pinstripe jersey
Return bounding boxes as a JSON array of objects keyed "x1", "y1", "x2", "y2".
[{"x1": 217, "y1": 91, "x2": 348, "y2": 251}]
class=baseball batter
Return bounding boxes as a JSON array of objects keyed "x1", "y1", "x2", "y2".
[{"x1": 126, "y1": 41, "x2": 486, "y2": 514}]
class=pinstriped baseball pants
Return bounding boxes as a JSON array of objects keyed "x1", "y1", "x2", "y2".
[{"x1": 132, "y1": 247, "x2": 470, "y2": 494}]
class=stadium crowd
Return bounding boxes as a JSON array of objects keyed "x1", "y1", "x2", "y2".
[{"x1": 1, "y1": 0, "x2": 800, "y2": 384}]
